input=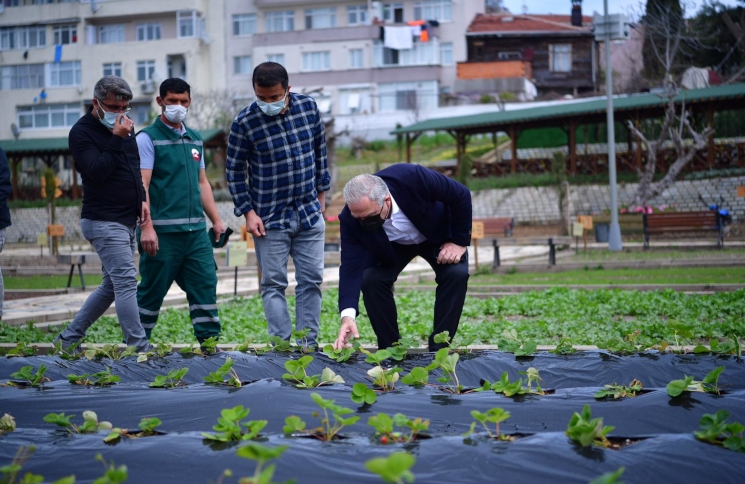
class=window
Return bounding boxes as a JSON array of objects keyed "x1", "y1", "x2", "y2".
[
  {"x1": 347, "y1": 5, "x2": 368, "y2": 25},
  {"x1": 414, "y1": 0, "x2": 452, "y2": 22},
  {"x1": 374, "y1": 38, "x2": 437, "y2": 67},
  {"x1": 349, "y1": 48, "x2": 363, "y2": 69},
  {"x1": 131, "y1": 104, "x2": 151, "y2": 125},
  {"x1": 498, "y1": 51, "x2": 521, "y2": 60},
  {"x1": 102, "y1": 62, "x2": 122, "y2": 77},
  {"x1": 136, "y1": 23, "x2": 161, "y2": 41},
  {"x1": 17, "y1": 103, "x2": 80, "y2": 130},
  {"x1": 305, "y1": 8, "x2": 336, "y2": 29},
  {"x1": 2, "y1": 0, "x2": 20, "y2": 7},
  {"x1": 233, "y1": 14, "x2": 256, "y2": 36},
  {"x1": 378, "y1": 80, "x2": 438, "y2": 112},
  {"x1": 48, "y1": 61, "x2": 81, "y2": 87},
  {"x1": 302, "y1": 51, "x2": 330, "y2": 71},
  {"x1": 234, "y1": 55, "x2": 252, "y2": 75},
  {"x1": 267, "y1": 53, "x2": 284, "y2": 65},
  {"x1": 0, "y1": 64, "x2": 44, "y2": 90},
  {"x1": 383, "y1": 3, "x2": 404, "y2": 23},
  {"x1": 339, "y1": 88, "x2": 372, "y2": 114},
  {"x1": 0, "y1": 26, "x2": 47, "y2": 50},
  {"x1": 98, "y1": 24, "x2": 125, "y2": 44},
  {"x1": 53, "y1": 24, "x2": 76, "y2": 45},
  {"x1": 178, "y1": 10, "x2": 201, "y2": 38},
  {"x1": 265, "y1": 10, "x2": 294, "y2": 32},
  {"x1": 137, "y1": 60, "x2": 156, "y2": 81},
  {"x1": 440, "y1": 42, "x2": 453, "y2": 66},
  {"x1": 550, "y1": 44, "x2": 571, "y2": 72}
]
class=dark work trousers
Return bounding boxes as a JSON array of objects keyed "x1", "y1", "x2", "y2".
[{"x1": 361, "y1": 241, "x2": 469, "y2": 351}]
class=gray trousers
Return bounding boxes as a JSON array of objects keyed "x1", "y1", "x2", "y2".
[{"x1": 56, "y1": 219, "x2": 149, "y2": 351}]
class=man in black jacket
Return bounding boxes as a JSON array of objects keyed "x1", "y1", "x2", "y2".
[
  {"x1": 54, "y1": 76, "x2": 151, "y2": 352},
  {"x1": 0, "y1": 147, "x2": 11, "y2": 320}
]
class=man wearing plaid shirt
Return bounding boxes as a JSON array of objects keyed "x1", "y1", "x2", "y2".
[{"x1": 226, "y1": 62, "x2": 330, "y2": 349}]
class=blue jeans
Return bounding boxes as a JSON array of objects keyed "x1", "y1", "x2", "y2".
[
  {"x1": 254, "y1": 212, "x2": 325, "y2": 347},
  {"x1": 0, "y1": 228, "x2": 5, "y2": 319},
  {"x1": 56, "y1": 219, "x2": 150, "y2": 351}
]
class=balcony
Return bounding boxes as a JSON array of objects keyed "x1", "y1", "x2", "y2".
[
  {"x1": 252, "y1": 25, "x2": 378, "y2": 48},
  {"x1": 457, "y1": 60, "x2": 532, "y2": 80},
  {"x1": 255, "y1": 0, "x2": 350, "y2": 6}
]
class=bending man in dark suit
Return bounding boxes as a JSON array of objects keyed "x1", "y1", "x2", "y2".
[{"x1": 333, "y1": 164, "x2": 471, "y2": 351}]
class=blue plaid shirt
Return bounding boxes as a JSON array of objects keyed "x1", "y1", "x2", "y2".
[{"x1": 226, "y1": 92, "x2": 330, "y2": 230}]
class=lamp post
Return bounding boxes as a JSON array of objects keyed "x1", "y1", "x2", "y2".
[{"x1": 604, "y1": 0, "x2": 623, "y2": 250}]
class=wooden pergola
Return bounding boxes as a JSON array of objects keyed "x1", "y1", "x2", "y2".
[{"x1": 391, "y1": 83, "x2": 745, "y2": 177}]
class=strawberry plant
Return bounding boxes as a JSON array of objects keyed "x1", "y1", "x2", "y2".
[
  {"x1": 235, "y1": 443, "x2": 290, "y2": 484},
  {"x1": 322, "y1": 344, "x2": 357, "y2": 362},
  {"x1": 84, "y1": 344, "x2": 137, "y2": 361},
  {"x1": 179, "y1": 343, "x2": 201, "y2": 356},
  {"x1": 388, "y1": 336, "x2": 418, "y2": 360},
  {"x1": 550, "y1": 336, "x2": 577, "y2": 355},
  {"x1": 365, "y1": 451, "x2": 416, "y2": 484},
  {"x1": 477, "y1": 368, "x2": 548, "y2": 397},
  {"x1": 1, "y1": 412, "x2": 16, "y2": 433},
  {"x1": 463, "y1": 407, "x2": 512, "y2": 440},
  {"x1": 68, "y1": 367, "x2": 121, "y2": 386},
  {"x1": 497, "y1": 329, "x2": 537, "y2": 356},
  {"x1": 44, "y1": 410, "x2": 113, "y2": 435},
  {"x1": 149, "y1": 367, "x2": 189, "y2": 388},
  {"x1": 694, "y1": 410, "x2": 745, "y2": 453},
  {"x1": 283, "y1": 392, "x2": 359, "y2": 441},
  {"x1": 666, "y1": 366, "x2": 725, "y2": 397},
  {"x1": 566, "y1": 404, "x2": 614, "y2": 448},
  {"x1": 589, "y1": 467, "x2": 625, "y2": 484},
  {"x1": 400, "y1": 367, "x2": 430, "y2": 387},
  {"x1": 695, "y1": 334, "x2": 742, "y2": 357},
  {"x1": 360, "y1": 348, "x2": 401, "y2": 392},
  {"x1": 425, "y1": 347, "x2": 462, "y2": 393},
  {"x1": 350, "y1": 382, "x2": 377, "y2": 405},
  {"x1": 204, "y1": 357, "x2": 243, "y2": 387},
  {"x1": 93, "y1": 453, "x2": 128, "y2": 484},
  {"x1": 0, "y1": 446, "x2": 74, "y2": 484},
  {"x1": 201, "y1": 336, "x2": 220, "y2": 354},
  {"x1": 594, "y1": 379, "x2": 643, "y2": 399},
  {"x1": 9, "y1": 364, "x2": 49, "y2": 388},
  {"x1": 4, "y1": 342, "x2": 36, "y2": 358},
  {"x1": 202, "y1": 406, "x2": 267, "y2": 442},
  {"x1": 104, "y1": 417, "x2": 163, "y2": 443},
  {"x1": 433, "y1": 331, "x2": 476, "y2": 354},
  {"x1": 368, "y1": 412, "x2": 430, "y2": 443},
  {"x1": 53, "y1": 339, "x2": 83, "y2": 360},
  {"x1": 282, "y1": 355, "x2": 344, "y2": 388}
]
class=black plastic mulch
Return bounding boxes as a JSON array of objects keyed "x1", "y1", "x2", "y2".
[{"x1": 0, "y1": 351, "x2": 743, "y2": 483}]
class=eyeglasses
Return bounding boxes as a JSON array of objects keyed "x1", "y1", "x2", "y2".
[{"x1": 97, "y1": 99, "x2": 132, "y2": 114}]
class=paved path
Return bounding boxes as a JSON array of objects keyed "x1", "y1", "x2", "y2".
[{"x1": 1, "y1": 244, "x2": 548, "y2": 327}]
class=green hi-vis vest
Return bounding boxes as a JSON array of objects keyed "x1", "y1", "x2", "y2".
[{"x1": 142, "y1": 118, "x2": 205, "y2": 233}]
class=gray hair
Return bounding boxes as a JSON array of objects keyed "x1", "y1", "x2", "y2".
[
  {"x1": 343, "y1": 174, "x2": 389, "y2": 206},
  {"x1": 93, "y1": 75, "x2": 133, "y2": 102}
]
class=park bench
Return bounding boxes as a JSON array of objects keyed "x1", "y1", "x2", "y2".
[
  {"x1": 57, "y1": 252, "x2": 97, "y2": 290},
  {"x1": 490, "y1": 236, "x2": 573, "y2": 267},
  {"x1": 642, "y1": 211, "x2": 723, "y2": 249},
  {"x1": 473, "y1": 217, "x2": 514, "y2": 237}
]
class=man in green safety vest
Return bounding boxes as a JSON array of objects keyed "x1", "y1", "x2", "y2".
[{"x1": 136, "y1": 78, "x2": 226, "y2": 350}]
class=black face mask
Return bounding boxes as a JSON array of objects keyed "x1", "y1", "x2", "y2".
[{"x1": 359, "y1": 201, "x2": 388, "y2": 233}]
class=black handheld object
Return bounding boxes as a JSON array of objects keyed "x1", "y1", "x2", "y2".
[{"x1": 208, "y1": 227, "x2": 233, "y2": 248}]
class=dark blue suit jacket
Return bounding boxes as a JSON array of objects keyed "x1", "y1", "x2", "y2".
[{"x1": 338, "y1": 164, "x2": 472, "y2": 314}]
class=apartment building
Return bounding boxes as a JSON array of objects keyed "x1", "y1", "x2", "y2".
[
  {"x1": 0, "y1": 0, "x2": 224, "y2": 143},
  {"x1": 224, "y1": 1, "x2": 484, "y2": 116}
]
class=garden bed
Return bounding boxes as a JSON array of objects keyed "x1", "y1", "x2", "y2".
[{"x1": 1, "y1": 350, "x2": 744, "y2": 483}]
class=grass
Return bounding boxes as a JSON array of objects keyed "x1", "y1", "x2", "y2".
[
  {"x1": 4, "y1": 275, "x2": 104, "y2": 290},
  {"x1": 565, "y1": 248, "x2": 745, "y2": 262},
  {"x1": 466, "y1": 267, "x2": 745, "y2": 286},
  {"x1": 1, "y1": 288, "x2": 743, "y2": 348}
]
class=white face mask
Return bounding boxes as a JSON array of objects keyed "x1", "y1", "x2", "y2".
[
  {"x1": 256, "y1": 91, "x2": 287, "y2": 116},
  {"x1": 163, "y1": 104, "x2": 188, "y2": 124}
]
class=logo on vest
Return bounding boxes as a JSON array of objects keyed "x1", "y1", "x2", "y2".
[{"x1": 191, "y1": 148, "x2": 201, "y2": 162}]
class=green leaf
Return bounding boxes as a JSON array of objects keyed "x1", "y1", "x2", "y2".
[{"x1": 365, "y1": 452, "x2": 416, "y2": 483}]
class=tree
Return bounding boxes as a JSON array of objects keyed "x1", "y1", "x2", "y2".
[
  {"x1": 628, "y1": 2, "x2": 715, "y2": 206},
  {"x1": 642, "y1": 0, "x2": 685, "y2": 81},
  {"x1": 485, "y1": 0, "x2": 506, "y2": 13},
  {"x1": 187, "y1": 89, "x2": 252, "y2": 135}
]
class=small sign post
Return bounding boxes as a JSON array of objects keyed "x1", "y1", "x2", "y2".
[
  {"x1": 572, "y1": 222, "x2": 584, "y2": 254},
  {"x1": 578, "y1": 216, "x2": 594, "y2": 253},
  {"x1": 471, "y1": 221, "x2": 484, "y2": 270},
  {"x1": 226, "y1": 240, "x2": 248, "y2": 296},
  {"x1": 47, "y1": 224, "x2": 65, "y2": 256},
  {"x1": 37, "y1": 233, "x2": 48, "y2": 257}
]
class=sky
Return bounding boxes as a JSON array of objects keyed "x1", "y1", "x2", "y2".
[{"x1": 499, "y1": 0, "x2": 741, "y2": 19}]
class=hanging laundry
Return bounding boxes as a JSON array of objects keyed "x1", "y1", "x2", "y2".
[
  {"x1": 407, "y1": 20, "x2": 425, "y2": 26},
  {"x1": 384, "y1": 26, "x2": 413, "y2": 50},
  {"x1": 427, "y1": 20, "x2": 440, "y2": 27},
  {"x1": 410, "y1": 25, "x2": 422, "y2": 37},
  {"x1": 54, "y1": 44, "x2": 62, "y2": 63},
  {"x1": 420, "y1": 25, "x2": 429, "y2": 42}
]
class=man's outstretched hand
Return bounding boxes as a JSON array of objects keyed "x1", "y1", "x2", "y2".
[{"x1": 334, "y1": 316, "x2": 359, "y2": 350}]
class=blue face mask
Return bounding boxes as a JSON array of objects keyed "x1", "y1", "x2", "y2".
[
  {"x1": 96, "y1": 102, "x2": 119, "y2": 130},
  {"x1": 256, "y1": 91, "x2": 287, "y2": 116}
]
